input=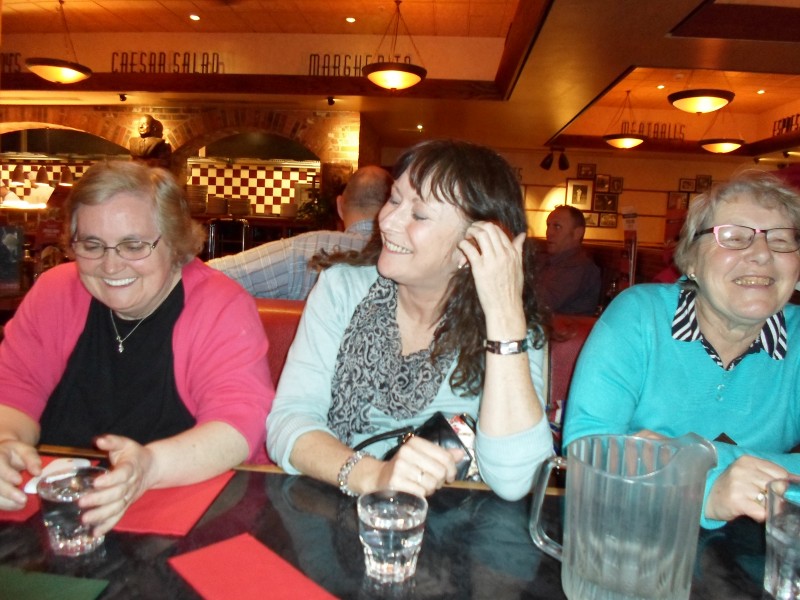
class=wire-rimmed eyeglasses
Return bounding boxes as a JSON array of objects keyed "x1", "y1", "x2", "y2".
[
  {"x1": 694, "y1": 225, "x2": 800, "y2": 253},
  {"x1": 71, "y1": 236, "x2": 162, "y2": 260}
]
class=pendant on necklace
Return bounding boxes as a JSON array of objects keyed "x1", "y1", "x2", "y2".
[{"x1": 117, "y1": 338, "x2": 124, "y2": 353}]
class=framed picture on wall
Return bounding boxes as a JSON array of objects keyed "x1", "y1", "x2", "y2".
[
  {"x1": 679, "y1": 178, "x2": 697, "y2": 192},
  {"x1": 593, "y1": 193, "x2": 618, "y2": 213},
  {"x1": 577, "y1": 163, "x2": 596, "y2": 178},
  {"x1": 566, "y1": 178, "x2": 594, "y2": 209},
  {"x1": 583, "y1": 211, "x2": 599, "y2": 227},
  {"x1": 610, "y1": 176, "x2": 624, "y2": 193},
  {"x1": 595, "y1": 174, "x2": 610, "y2": 193},
  {"x1": 599, "y1": 213, "x2": 618, "y2": 228},
  {"x1": 696, "y1": 174, "x2": 712, "y2": 192},
  {"x1": 668, "y1": 191, "x2": 690, "y2": 211}
]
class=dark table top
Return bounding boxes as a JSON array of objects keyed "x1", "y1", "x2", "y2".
[{"x1": 0, "y1": 468, "x2": 767, "y2": 599}]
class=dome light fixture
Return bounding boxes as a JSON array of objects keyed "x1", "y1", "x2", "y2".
[
  {"x1": 668, "y1": 89, "x2": 734, "y2": 114},
  {"x1": 362, "y1": 0, "x2": 426, "y2": 91},
  {"x1": 699, "y1": 138, "x2": 744, "y2": 154},
  {"x1": 25, "y1": 0, "x2": 91, "y2": 84},
  {"x1": 698, "y1": 105, "x2": 744, "y2": 154},
  {"x1": 602, "y1": 90, "x2": 646, "y2": 149}
]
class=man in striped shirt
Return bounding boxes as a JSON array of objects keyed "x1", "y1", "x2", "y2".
[{"x1": 208, "y1": 166, "x2": 392, "y2": 300}]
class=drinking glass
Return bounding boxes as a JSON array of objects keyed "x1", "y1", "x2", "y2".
[
  {"x1": 37, "y1": 466, "x2": 108, "y2": 557},
  {"x1": 357, "y1": 490, "x2": 428, "y2": 583},
  {"x1": 765, "y1": 476, "x2": 800, "y2": 599}
]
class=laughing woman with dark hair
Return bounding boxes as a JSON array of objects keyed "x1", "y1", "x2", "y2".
[{"x1": 267, "y1": 139, "x2": 553, "y2": 500}]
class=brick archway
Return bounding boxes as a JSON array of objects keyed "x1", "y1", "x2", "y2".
[{"x1": 0, "y1": 105, "x2": 360, "y2": 171}]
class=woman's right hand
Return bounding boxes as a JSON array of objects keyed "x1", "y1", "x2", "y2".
[
  {"x1": 706, "y1": 455, "x2": 788, "y2": 523},
  {"x1": 370, "y1": 436, "x2": 462, "y2": 497},
  {"x1": 0, "y1": 440, "x2": 41, "y2": 511}
]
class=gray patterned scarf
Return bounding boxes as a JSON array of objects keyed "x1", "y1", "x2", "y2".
[{"x1": 327, "y1": 276, "x2": 455, "y2": 444}]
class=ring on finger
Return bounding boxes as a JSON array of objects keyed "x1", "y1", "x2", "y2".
[
  {"x1": 756, "y1": 489, "x2": 767, "y2": 505},
  {"x1": 417, "y1": 469, "x2": 425, "y2": 484}
]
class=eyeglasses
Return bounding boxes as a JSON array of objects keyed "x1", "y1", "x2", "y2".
[
  {"x1": 695, "y1": 224, "x2": 800, "y2": 253},
  {"x1": 71, "y1": 236, "x2": 162, "y2": 260}
]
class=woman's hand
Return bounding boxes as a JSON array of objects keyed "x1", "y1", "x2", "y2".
[
  {"x1": 371, "y1": 436, "x2": 462, "y2": 497},
  {"x1": 706, "y1": 455, "x2": 788, "y2": 523},
  {"x1": 78, "y1": 434, "x2": 156, "y2": 536},
  {"x1": 0, "y1": 440, "x2": 40, "y2": 511},
  {"x1": 457, "y1": 221, "x2": 527, "y2": 328}
]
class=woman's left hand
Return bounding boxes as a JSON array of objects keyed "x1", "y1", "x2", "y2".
[
  {"x1": 78, "y1": 434, "x2": 155, "y2": 536},
  {"x1": 457, "y1": 221, "x2": 527, "y2": 321}
]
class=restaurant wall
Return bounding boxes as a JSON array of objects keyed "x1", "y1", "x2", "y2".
[{"x1": 511, "y1": 149, "x2": 771, "y2": 245}]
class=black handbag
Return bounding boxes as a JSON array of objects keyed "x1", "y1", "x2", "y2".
[{"x1": 353, "y1": 412, "x2": 476, "y2": 480}]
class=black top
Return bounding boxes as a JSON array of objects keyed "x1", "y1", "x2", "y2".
[{"x1": 39, "y1": 282, "x2": 195, "y2": 447}]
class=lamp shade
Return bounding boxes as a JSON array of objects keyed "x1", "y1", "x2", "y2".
[
  {"x1": 603, "y1": 134, "x2": 646, "y2": 149},
  {"x1": 36, "y1": 166, "x2": 50, "y2": 187},
  {"x1": 668, "y1": 89, "x2": 734, "y2": 114},
  {"x1": 699, "y1": 138, "x2": 744, "y2": 154},
  {"x1": 539, "y1": 152, "x2": 554, "y2": 170},
  {"x1": 9, "y1": 165, "x2": 25, "y2": 186},
  {"x1": 558, "y1": 151, "x2": 570, "y2": 171},
  {"x1": 58, "y1": 165, "x2": 74, "y2": 186},
  {"x1": 25, "y1": 58, "x2": 92, "y2": 84},
  {"x1": 362, "y1": 62, "x2": 426, "y2": 91}
]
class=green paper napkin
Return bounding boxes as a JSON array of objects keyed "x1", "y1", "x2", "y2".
[{"x1": 0, "y1": 565, "x2": 108, "y2": 600}]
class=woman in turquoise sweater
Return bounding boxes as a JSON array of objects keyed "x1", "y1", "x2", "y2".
[{"x1": 565, "y1": 170, "x2": 800, "y2": 529}]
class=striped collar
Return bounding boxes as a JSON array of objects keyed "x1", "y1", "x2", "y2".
[{"x1": 672, "y1": 288, "x2": 787, "y2": 369}]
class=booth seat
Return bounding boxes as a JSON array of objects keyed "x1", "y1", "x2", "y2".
[
  {"x1": 255, "y1": 298, "x2": 304, "y2": 387},
  {"x1": 254, "y1": 299, "x2": 596, "y2": 449},
  {"x1": 547, "y1": 314, "x2": 597, "y2": 453}
]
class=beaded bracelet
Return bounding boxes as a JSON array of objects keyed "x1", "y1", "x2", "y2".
[{"x1": 337, "y1": 450, "x2": 371, "y2": 497}]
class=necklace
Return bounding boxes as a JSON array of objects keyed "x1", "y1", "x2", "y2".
[{"x1": 109, "y1": 307, "x2": 154, "y2": 353}]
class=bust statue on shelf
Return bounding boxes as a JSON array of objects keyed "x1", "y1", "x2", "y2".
[{"x1": 129, "y1": 115, "x2": 171, "y2": 167}]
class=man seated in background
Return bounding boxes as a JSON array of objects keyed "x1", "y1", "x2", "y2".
[
  {"x1": 208, "y1": 165, "x2": 392, "y2": 300},
  {"x1": 537, "y1": 205, "x2": 601, "y2": 315}
]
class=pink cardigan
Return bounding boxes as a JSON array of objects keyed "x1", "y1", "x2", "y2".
[{"x1": 0, "y1": 259, "x2": 273, "y2": 463}]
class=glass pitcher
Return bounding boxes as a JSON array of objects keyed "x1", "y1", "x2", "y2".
[{"x1": 529, "y1": 433, "x2": 717, "y2": 600}]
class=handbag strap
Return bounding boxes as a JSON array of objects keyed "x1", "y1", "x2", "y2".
[{"x1": 353, "y1": 426, "x2": 414, "y2": 452}]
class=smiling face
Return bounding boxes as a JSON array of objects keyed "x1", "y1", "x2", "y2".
[
  {"x1": 74, "y1": 191, "x2": 179, "y2": 319},
  {"x1": 377, "y1": 171, "x2": 469, "y2": 296},
  {"x1": 688, "y1": 196, "x2": 800, "y2": 330}
]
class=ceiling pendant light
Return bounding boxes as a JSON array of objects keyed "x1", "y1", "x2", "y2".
[
  {"x1": 699, "y1": 106, "x2": 744, "y2": 154},
  {"x1": 35, "y1": 166, "x2": 51, "y2": 187},
  {"x1": 668, "y1": 89, "x2": 734, "y2": 114},
  {"x1": 362, "y1": 0, "x2": 427, "y2": 91},
  {"x1": 58, "y1": 165, "x2": 74, "y2": 186},
  {"x1": 9, "y1": 165, "x2": 25, "y2": 186},
  {"x1": 25, "y1": 0, "x2": 92, "y2": 84},
  {"x1": 603, "y1": 91, "x2": 646, "y2": 149}
]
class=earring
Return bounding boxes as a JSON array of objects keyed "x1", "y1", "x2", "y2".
[{"x1": 687, "y1": 273, "x2": 696, "y2": 280}]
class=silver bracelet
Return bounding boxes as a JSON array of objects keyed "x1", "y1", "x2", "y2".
[
  {"x1": 483, "y1": 338, "x2": 528, "y2": 355},
  {"x1": 337, "y1": 450, "x2": 370, "y2": 497}
]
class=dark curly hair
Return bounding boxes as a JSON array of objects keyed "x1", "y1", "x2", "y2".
[{"x1": 314, "y1": 139, "x2": 549, "y2": 396}]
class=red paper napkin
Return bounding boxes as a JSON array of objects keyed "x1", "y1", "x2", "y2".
[
  {"x1": 0, "y1": 456, "x2": 98, "y2": 523},
  {"x1": 114, "y1": 471, "x2": 234, "y2": 536},
  {"x1": 169, "y1": 533, "x2": 336, "y2": 600}
]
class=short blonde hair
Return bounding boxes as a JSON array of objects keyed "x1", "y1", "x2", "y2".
[
  {"x1": 674, "y1": 169, "x2": 800, "y2": 285},
  {"x1": 64, "y1": 161, "x2": 205, "y2": 266}
]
